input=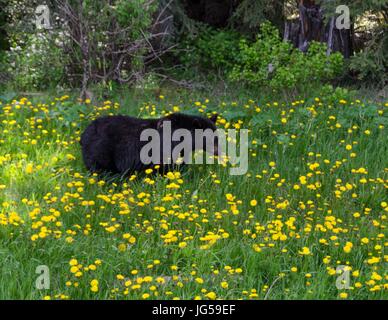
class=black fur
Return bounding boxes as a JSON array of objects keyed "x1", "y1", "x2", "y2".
[{"x1": 80, "y1": 113, "x2": 218, "y2": 174}]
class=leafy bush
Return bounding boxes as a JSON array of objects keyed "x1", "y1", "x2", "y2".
[
  {"x1": 6, "y1": 32, "x2": 66, "y2": 91},
  {"x1": 229, "y1": 22, "x2": 344, "y2": 92},
  {"x1": 116, "y1": 0, "x2": 157, "y2": 38},
  {"x1": 179, "y1": 27, "x2": 242, "y2": 72},
  {"x1": 78, "y1": 0, "x2": 157, "y2": 82},
  {"x1": 3, "y1": 0, "x2": 160, "y2": 92},
  {"x1": 349, "y1": 27, "x2": 387, "y2": 86}
]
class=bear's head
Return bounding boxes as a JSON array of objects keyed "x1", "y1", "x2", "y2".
[{"x1": 157, "y1": 113, "x2": 219, "y2": 157}]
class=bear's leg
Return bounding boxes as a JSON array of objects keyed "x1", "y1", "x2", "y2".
[
  {"x1": 114, "y1": 141, "x2": 146, "y2": 175},
  {"x1": 82, "y1": 138, "x2": 117, "y2": 173}
]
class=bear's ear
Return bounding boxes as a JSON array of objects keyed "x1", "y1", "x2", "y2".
[
  {"x1": 209, "y1": 113, "x2": 218, "y2": 124},
  {"x1": 157, "y1": 116, "x2": 175, "y2": 130},
  {"x1": 157, "y1": 119, "x2": 165, "y2": 130}
]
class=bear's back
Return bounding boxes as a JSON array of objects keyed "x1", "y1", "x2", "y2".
[{"x1": 81, "y1": 115, "x2": 157, "y2": 145}]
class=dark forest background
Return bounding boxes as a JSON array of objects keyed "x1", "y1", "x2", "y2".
[{"x1": 0, "y1": 0, "x2": 386, "y2": 98}]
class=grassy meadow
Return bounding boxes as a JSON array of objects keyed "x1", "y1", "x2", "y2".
[{"x1": 0, "y1": 89, "x2": 387, "y2": 300}]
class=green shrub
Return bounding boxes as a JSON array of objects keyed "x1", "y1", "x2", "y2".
[
  {"x1": 179, "y1": 27, "x2": 242, "y2": 72},
  {"x1": 7, "y1": 32, "x2": 66, "y2": 91},
  {"x1": 229, "y1": 22, "x2": 344, "y2": 92},
  {"x1": 349, "y1": 28, "x2": 387, "y2": 86},
  {"x1": 116, "y1": 0, "x2": 157, "y2": 38},
  {"x1": 3, "y1": 0, "x2": 159, "y2": 91}
]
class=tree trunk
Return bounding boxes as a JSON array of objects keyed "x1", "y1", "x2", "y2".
[{"x1": 284, "y1": 0, "x2": 353, "y2": 58}]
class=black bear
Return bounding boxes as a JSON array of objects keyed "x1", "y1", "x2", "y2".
[{"x1": 80, "y1": 113, "x2": 219, "y2": 175}]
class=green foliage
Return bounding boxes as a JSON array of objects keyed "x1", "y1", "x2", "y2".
[
  {"x1": 229, "y1": 22, "x2": 344, "y2": 92},
  {"x1": 2, "y1": 1, "x2": 67, "y2": 90},
  {"x1": 323, "y1": 0, "x2": 387, "y2": 87},
  {"x1": 79, "y1": 0, "x2": 157, "y2": 80},
  {"x1": 2, "y1": 0, "x2": 160, "y2": 91},
  {"x1": 231, "y1": 0, "x2": 285, "y2": 32},
  {"x1": 1, "y1": 0, "x2": 385, "y2": 92},
  {"x1": 322, "y1": 0, "x2": 388, "y2": 17},
  {"x1": 349, "y1": 28, "x2": 387, "y2": 85},
  {"x1": 116, "y1": 0, "x2": 157, "y2": 38},
  {"x1": 0, "y1": 51, "x2": 9, "y2": 88},
  {"x1": 180, "y1": 27, "x2": 242, "y2": 72},
  {"x1": 317, "y1": 85, "x2": 357, "y2": 104},
  {"x1": 6, "y1": 32, "x2": 66, "y2": 91}
]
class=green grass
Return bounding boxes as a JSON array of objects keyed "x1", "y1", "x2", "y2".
[{"x1": 0, "y1": 88, "x2": 387, "y2": 300}]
